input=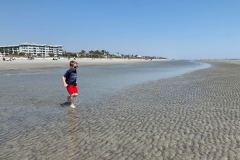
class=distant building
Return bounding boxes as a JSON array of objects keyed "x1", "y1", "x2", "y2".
[
  {"x1": 114, "y1": 53, "x2": 123, "y2": 57},
  {"x1": 0, "y1": 42, "x2": 63, "y2": 56}
]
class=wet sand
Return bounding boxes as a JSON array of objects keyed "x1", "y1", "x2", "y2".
[{"x1": 1, "y1": 60, "x2": 240, "y2": 159}]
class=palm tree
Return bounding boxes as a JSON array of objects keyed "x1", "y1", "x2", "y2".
[
  {"x1": 101, "y1": 50, "x2": 105, "y2": 55},
  {"x1": 105, "y1": 51, "x2": 110, "y2": 58},
  {"x1": 79, "y1": 50, "x2": 86, "y2": 57},
  {"x1": 89, "y1": 50, "x2": 94, "y2": 58}
]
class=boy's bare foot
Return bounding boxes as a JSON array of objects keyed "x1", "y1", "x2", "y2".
[{"x1": 70, "y1": 104, "x2": 76, "y2": 108}]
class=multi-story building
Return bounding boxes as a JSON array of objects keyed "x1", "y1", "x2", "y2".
[{"x1": 0, "y1": 43, "x2": 63, "y2": 56}]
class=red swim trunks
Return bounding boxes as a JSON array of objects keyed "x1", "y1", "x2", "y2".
[{"x1": 67, "y1": 85, "x2": 78, "y2": 95}]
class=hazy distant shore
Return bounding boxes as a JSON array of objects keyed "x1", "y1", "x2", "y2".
[{"x1": 0, "y1": 58, "x2": 168, "y2": 73}]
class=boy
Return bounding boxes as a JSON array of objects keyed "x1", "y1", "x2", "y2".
[{"x1": 62, "y1": 60, "x2": 78, "y2": 108}]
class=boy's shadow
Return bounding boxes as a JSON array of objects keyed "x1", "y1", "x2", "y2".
[{"x1": 60, "y1": 101, "x2": 70, "y2": 107}]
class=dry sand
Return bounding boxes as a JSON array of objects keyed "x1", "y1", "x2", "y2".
[
  {"x1": 1, "y1": 60, "x2": 240, "y2": 159},
  {"x1": 0, "y1": 58, "x2": 163, "y2": 73}
]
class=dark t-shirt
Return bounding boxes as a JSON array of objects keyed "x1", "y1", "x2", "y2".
[{"x1": 63, "y1": 69, "x2": 77, "y2": 86}]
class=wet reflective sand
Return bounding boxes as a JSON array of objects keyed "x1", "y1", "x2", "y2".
[{"x1": 1, "y1": 61, "x2": 240, "y2": 159}]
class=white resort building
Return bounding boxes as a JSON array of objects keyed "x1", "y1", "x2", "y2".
[{"x1": 0, "y1": 43, "x2": 63, "y2": 57}]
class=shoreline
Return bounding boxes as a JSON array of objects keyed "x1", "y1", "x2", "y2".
[{"x1": 0, "y1": 58, "x2": 170, "y2": 73}]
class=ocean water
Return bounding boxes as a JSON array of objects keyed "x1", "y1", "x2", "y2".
[
  {"x1": 0, "y1": 60, "x2": 210, "y2": 109},
  {"x1": 77, "y1": 60, "x2": 210, "y2": 107}
]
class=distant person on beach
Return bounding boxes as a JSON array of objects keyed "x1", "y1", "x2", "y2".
[{"x1": 62, "y1": 60, "x2": 78, "y2": 108}]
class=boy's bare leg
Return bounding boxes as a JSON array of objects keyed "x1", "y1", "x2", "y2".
[
  {"x1": 67, "y1": 96, "x2": 70, "y2": 102},
  {"x1": 69, "y1": 95, "x2": 76, "y2": 108}
]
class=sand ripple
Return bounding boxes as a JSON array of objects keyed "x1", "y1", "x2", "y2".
[{"x1": 1, "y1": 61, "x2": 240, "y2": 159}]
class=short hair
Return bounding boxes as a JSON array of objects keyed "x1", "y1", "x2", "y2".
[{"x1": 70, "y1": 60, "x2": 78, "y2": 67}]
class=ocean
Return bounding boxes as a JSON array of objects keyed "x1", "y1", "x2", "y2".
[{"x1": 0, "y1": 60, "x2": 210, "y2": 109}]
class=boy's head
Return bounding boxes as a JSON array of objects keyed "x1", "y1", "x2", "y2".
[{"x1": 70, "y1": 60, "x2": 78, "y2": 70}]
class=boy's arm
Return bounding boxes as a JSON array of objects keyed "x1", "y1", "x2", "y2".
[{"x1": 62, "y1": 76, "x2": 68, "y2": 87}]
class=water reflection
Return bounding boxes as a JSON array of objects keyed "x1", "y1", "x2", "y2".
[
  {"x1": 67, "y1": 108, "x2": 80, "y2": 134},
  {"x1": 66, "y1": 108, "x2": 82, "y2": 156}
]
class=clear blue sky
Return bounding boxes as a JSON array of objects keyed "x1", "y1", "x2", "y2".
[{"x1": 1, "y1": 0, "x2": 240, "y2": 59}]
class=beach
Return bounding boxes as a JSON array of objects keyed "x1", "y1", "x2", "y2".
[
  {"x1": 1, "y1": 60, "x2": 240, "y2": 159},
  {"x1": 0, "y1": 58, "x2": 163, "y2": 74}
]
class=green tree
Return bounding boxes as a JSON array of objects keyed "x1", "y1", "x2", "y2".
[
  {"x1": 101, "y1": 50, "x2": 105, "y2": 55},
  {"x1": 80, "y1": 50, "x2": 86, "y2": 54},
  {"x1": 49, "y1": 53, "x2": 54, "y2": 57},
  {"x1": 62, "y1": 53, "x2": 67, "y2": 57},
  {"x1": 93, "y1": 50, "x2": 100, "y2": 55},
  {"x1": 78, "y1": 50, "x2": 84, "y2": 57},
  {"x1": 105, "y1": 51, "x2": 110, "y2": 58},
  {"x1": 14, "y1": 51, "x2": 18, "y2": 56},
  {"x1": 19, "y1": 52, "x2": 25, "y2": 56},
  {"x1": 89, "y1": 50, "x2": 94, "y2": 58},
  {"x1": 26, "y1": 53, "x2": 31, "y2": 57}
]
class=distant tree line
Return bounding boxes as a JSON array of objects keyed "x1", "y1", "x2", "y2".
[
  {"x1": 64, "y1": 50, "x2": 167, "y2": 59},
  {"x1": 0, "y1": 48, "x2": 167, "y2": 59}
]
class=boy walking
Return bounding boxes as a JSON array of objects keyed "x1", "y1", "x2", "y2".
[{"x1": 62, "y1": 60, "x2": 78, "y2": 108}]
